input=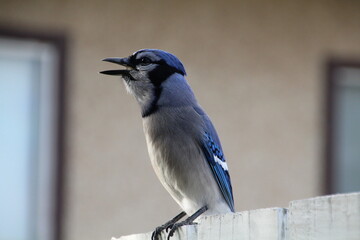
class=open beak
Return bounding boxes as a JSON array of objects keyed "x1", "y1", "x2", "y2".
[{"x1": 100, "y1": 57, "x2": 134, "y2": 76}]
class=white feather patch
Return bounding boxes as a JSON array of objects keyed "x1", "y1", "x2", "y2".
[{"x1": 214, "y1": 155, "x2": 228, "y2": 171}]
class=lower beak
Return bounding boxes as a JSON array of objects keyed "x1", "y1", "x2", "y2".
[{"x1": 100, "y1": 57, "x2": 134, "y2": 76}]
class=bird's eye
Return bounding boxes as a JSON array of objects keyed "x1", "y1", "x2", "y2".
[{"x1": 139, "y1": 57, "x2": 151, "y2": 65}]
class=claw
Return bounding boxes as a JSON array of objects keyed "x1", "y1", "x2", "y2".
[
  {"x1": 166, "y1": 206, "x2": 207, "y2": 240},
  {"x1": 151, "y1": 211, "x2": 186, "y2": 240},
  {"x1": 167, "y1": 222, "x2": 183, "y2": 240},
  {"x1": 165, "y1": 225, "x2": 172, "y2": 233}
]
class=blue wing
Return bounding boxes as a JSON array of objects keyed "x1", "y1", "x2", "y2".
[{"x1": 194, "y1": 107, "x2": 235, "y2": 212}]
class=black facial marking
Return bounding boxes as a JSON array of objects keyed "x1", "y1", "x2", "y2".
[
  {"x1": 141, "y1": 63, "x2": 181, "y2": 118},
  {"x1": 148, "y1": 60, "x2": 183, "y2": 86},
  {"x1": 142, "y1": 87, "x2": 162, "y2": 118},
  {"x1": 128, "y1": 54, "x2": 138, "y2": 66},
  {"x1": 141, "y1": 64, "x2": 182, "y2": 118},
  {"x1": 129, "y1": 51, "x2": 185, "y2": 118}
]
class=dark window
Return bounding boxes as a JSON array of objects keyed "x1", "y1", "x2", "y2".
[{"x1": 325, "y1": 60, "x2": 360, "y2": 194}]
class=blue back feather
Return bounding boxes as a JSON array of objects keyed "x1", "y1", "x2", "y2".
[{"x1": 195, "y1": 107, "x2": 235, "y2": 212}]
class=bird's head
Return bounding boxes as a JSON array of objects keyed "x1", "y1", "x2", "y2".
[
  {"x1": 101, "y1": 48, "x2": 186, "y2": 83},
  {"x1": 101, "y1": 49, "x2": 188, "y2": 117}
]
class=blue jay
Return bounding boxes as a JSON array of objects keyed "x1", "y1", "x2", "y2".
[{"x1": 100, "y1": 49, "x2": 234, "y2": 240}]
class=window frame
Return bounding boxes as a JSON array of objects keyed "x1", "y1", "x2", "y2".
[{"x1": 0, "y1": 27, "x2": 67, "y2": 240}]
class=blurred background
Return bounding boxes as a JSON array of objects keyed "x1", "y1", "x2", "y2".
[{"x1": 0, "y1": 0, "x2": 360, "y2": 240}]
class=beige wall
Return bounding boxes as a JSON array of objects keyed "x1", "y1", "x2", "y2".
[{"x1": 1, "y1": 0, "x2": 360, "y2": 240}]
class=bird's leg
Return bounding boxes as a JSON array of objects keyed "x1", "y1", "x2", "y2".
[
  {"x1": 167, "y1": 206, "x2": 208, "y2": 240},
  {"x1": 151, "y1": 211, "x2": 186, "y2": 240}
]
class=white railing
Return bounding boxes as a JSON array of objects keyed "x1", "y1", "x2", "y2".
[{"x1": 113, "y1": 192, "x2": 360, "y2": 240}]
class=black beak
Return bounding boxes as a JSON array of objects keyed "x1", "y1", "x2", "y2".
[{"x1": 100, "y1": 57, "x2": 134, "y2": 76}]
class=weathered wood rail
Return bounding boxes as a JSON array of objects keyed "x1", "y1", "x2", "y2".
[{"x1": 112, "y1": 192, "x2": 360, "y2": 240}]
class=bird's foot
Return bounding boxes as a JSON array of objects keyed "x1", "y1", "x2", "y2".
[
  {"x1": 166, "y1": 206, "x2": 208, "y2": 240},
  {"x1": 166, "y1": 220, "x2": 196, "y2": 240},
  {"x1": 151, "y1": 225, "x2": 166, "y2": 240},
  {"x1": 152, "y1": 224, "x2": 174, "y2": 240},
  {"x1": 151, "y1": 211, "x2": 186, "y2": 240}
]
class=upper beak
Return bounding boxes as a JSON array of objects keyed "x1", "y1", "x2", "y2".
[{"x1": 100, "y1": 57, "x2": 134, "y2": 76}]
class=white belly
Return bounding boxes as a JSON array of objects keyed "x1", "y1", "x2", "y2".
[{"x1": 144, "y1": 131, "x2": 231, "y2": 216}]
